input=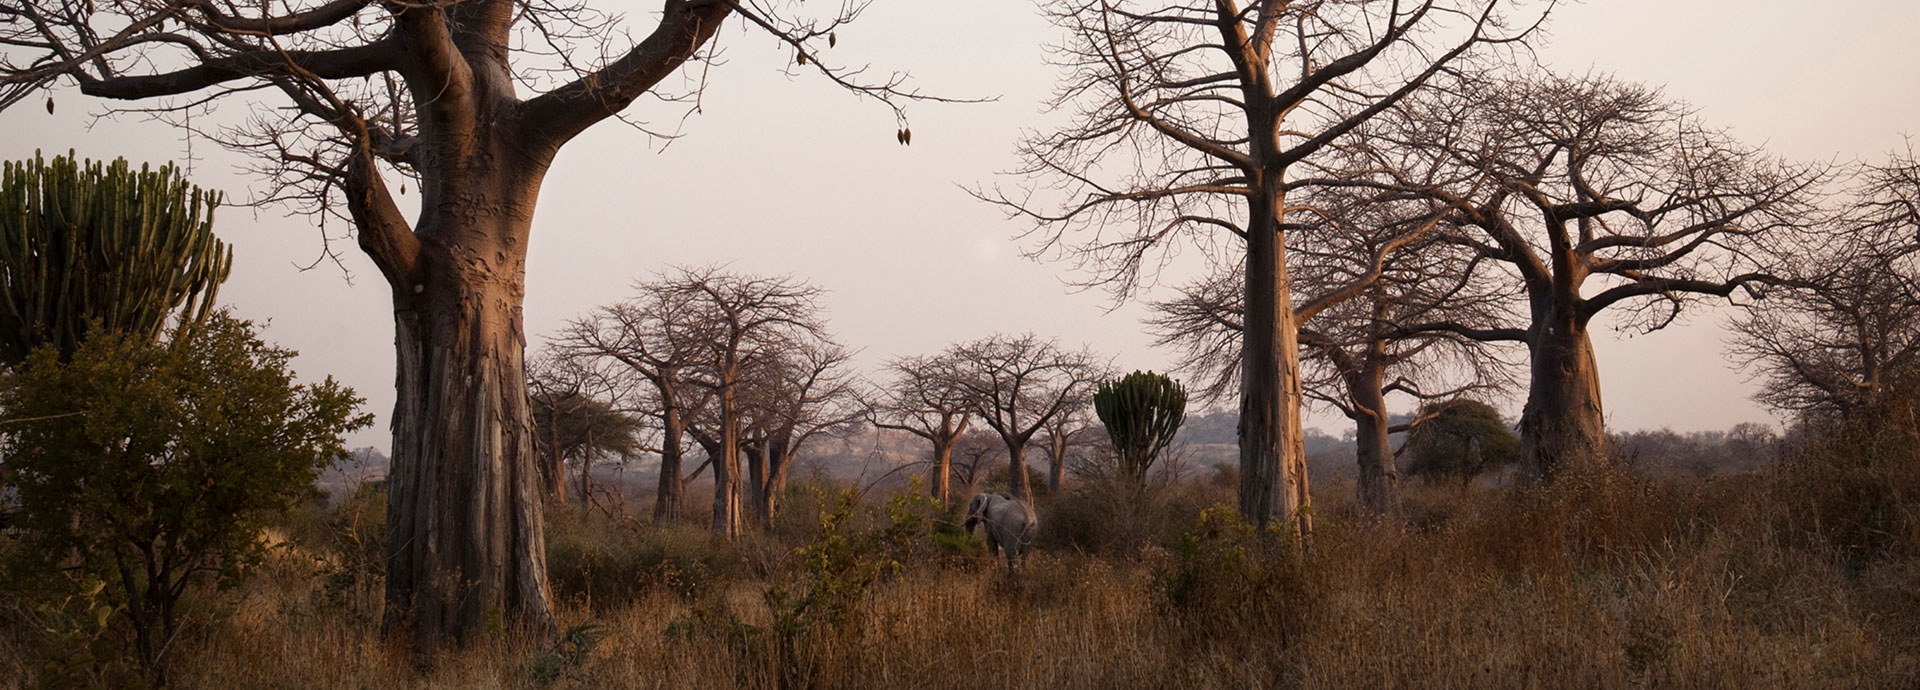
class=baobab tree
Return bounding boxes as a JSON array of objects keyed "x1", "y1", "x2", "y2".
[
  {"x1": 867, "y1": 353, "x2": 974, "y2": 504},
  {"x1": 738, "y1": 339, "x2": 862, "y2": 525},
  {"x1": 1729, "y1": 152, "x2": 1920, "y2": 425},
  {"x1": 943, "y1": 333, "x2": 1104, "y2": 503},
  {"x1": 1034, "y1": 402, "x2": 1097, "y2": 492},
  {"x1": 552, "y1": 281, "x2": 717, "y2": 521},
  {"x1": 948, "y1": 429, "x2": 1007, "y2": 499},
  {"x1": 0, "y1": 0, "x2": 938, "y2": 648},
  {"x1": 1349, "y1": 73, "x2": 1824, "y2": 478},
  {"x1": 980, "y1": 0, "x2": 1544, "y2": 531},
  {"x1": 663, "y1": 267, "x2": 827, "y2": 539}
]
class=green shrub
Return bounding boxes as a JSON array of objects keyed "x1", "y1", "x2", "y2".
[
  {"x1": 545, "y1": 515, "x2": 743, "y2": 608},
  {"x1": 1155, "y1": 505, "x2": 1306, "y2": 647},
  {"x1": 0, "y1": 312, "x2": 368, "y2": 686}
]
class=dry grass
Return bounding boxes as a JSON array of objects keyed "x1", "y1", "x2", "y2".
[{"x1": 6, "y1": 436, "x2": 1920, "y2": 689}]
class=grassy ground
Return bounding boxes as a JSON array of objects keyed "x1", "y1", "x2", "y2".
[{"x1": 5, "y1": 435, "x2": 1919, "y2": 689}]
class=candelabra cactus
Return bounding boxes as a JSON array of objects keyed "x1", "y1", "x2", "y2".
[
  {"x1": 1093, "y1": 370, "x2": 1188, "y2": 485},
  {"x1": 0, "y1": 151, "x2": 232, "y2": 364}
]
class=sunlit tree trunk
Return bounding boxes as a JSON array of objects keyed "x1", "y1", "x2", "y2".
[
  {"x1": 384, "y1": 187, "x2": 556, "y2": 650},
  {"x1": 1239, "y1": 180, "x2": 1310, "y2": 537},
  {"x1": 1347, "y1": 354, "x2": 1398, "y2": 515}
]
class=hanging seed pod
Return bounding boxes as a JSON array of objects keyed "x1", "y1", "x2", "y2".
[
  {"x1": 901, "y1": 127, "x2": 911, "y2": 145},
  {"x1": 45, "y1": 97, "x2": 53, "y2": 114},
  {"x1": 796, "y1": 52, "x2": 808, "y2": 66},
  {"x1": 829, "y1": 32, "x2": 837, "y2": 48}
]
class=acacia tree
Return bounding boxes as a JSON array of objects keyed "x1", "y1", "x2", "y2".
[
  {"x1": 867, "y1": 353, "x2": 974, "y2": 504},
  {"x1": 1402, "y1": 398, "x2": 1520, "y2": 483},
  {"x1": 0, "y1": 0, "x2": 933, "y2": 648},
  {"x1": 1729, "y1": 153, "x2": 1920, "y2": 425},
  {"x1": 1351, "y1": 73, "x2": 1824, "y2": 478},
  {"x1": 552, "y1": 282, "x2": 717, "y2": 521},
  {"x1": 526, "y1": 352, "x2": 642, "y2": 505},
  {"x1": 944, "y1": 333, "x2": 1103, "y2": 503},
  {"x1": 981, "y1": 0, "x2": 1542, "y2": 530}
]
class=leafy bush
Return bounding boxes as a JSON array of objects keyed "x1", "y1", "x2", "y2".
[
  {"x1": 1155, "y1": 505, "x2": 1306, "y2": 647},
  {"x1": 1403, "y1": 399, "x2": 1522, "y2": 482},
  {"x1": 545, "y1": 514, "x2": 747, "y2": 608},
  {"x1": 0, "y1": 312, "x2": 368, "y2": 686}
]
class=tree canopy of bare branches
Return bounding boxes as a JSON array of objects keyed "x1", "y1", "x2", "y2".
[
  {"x1": 942, "y1": 333, "x2": 1105, "y2": 503},
  {"x1": 1150, "y1": 209, "x2": 1520, "y2": 514},
  {"x1": 1730, "y1": 151, "x2": 1920, "y2": 425},
  {"x1": 1347, "y1": 72, "x2": 1825, "y2": 479},
  {"x1": 653, "y1": 266, "x2": 828, "y2": 539},
  {"x1": 866, "y1": 353, "x2": 975, "y2": 504},
  {"x1": 551, "y1": 276, "x2": 719, "y2": 521},
  {"x1": 981, "y1": 0, "x2": 1547, "y2": 532}
]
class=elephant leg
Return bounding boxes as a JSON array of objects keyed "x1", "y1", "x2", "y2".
[{"x1": 987, "y1": 533, "x2": 1000, "y2": 556}]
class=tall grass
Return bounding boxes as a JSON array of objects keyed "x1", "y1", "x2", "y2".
[{"x1": 5, "y1": 432, "x2": 1918, "y2": 689}]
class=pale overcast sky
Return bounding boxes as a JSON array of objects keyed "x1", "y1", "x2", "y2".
[{"x1": 1, "y1": 0, "x2": 1914, "y2": 450}]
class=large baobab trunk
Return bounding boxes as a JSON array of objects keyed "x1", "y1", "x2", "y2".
[
  {"x1": 654, "y1": 405, "x2": 686, "y2": 521},
  {"x1": 1521, "y1": 317, "x2": 1607, "y2": 479},
  {"x1": 384, "y1": 211, "x2": 556, "y2": 651},
  {"x1": 1348, "y1": 360, "x2": 1399, "y2": 516},
  {"x1": 1239, "y1": 183, "x2": 1311, "y2": 536}
]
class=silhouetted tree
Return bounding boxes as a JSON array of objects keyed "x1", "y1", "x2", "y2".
[{"x1": 1730, "y1": 151, "x2": 1920, "y2": 426}]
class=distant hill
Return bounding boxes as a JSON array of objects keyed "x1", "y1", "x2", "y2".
[{"x1": 316, "y1": 447, "x2": 389, "y2": 504}]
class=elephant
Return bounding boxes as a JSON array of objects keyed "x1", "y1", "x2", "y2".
[{"x1": 964, "y1": 492, "x2": 1038, "y2": 569}]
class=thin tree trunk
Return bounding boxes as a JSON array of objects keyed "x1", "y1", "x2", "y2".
[
  {"x1": 1521, "y1": 317, "x2": 1607, "y2": 480},
  {"x1": 1239, "y1": 182, "x2": 1310, "y2": 537},
  {"x1": 1046, "y1": 433, "x2": 1067, "y2": 492},
  {"x1": 744, "y1": 440, "x2": 767, "y2": 525},
  {"x1": 764, "y1": 433, "x2": 794, "y2": 525},
  {"x1": 542, "y1": 403, "x2": 565, "y2": 503},
  {"x1": 713, "y1": 387, "x2": 742, "y2": 539},
  {"x1": 384, "y1": 225, "x2": 556, "y2": 651},
  {"x1": 931, "y1": 436, "x2": 954, "y2": 504}
]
